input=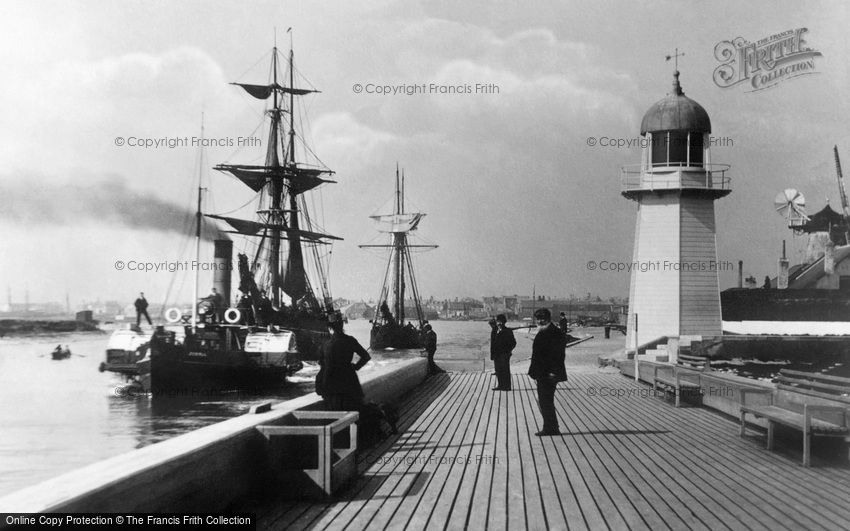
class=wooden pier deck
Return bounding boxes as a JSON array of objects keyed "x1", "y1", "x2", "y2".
[{"x1": 254, "y1": 370, "x2": 850, "y2": 530}]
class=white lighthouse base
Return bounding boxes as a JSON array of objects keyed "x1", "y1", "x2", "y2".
[{"x1": 626, "y1": 194, "x2": 723, "y2": 348}]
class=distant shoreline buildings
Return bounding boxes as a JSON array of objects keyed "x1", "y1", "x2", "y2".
[
  {"x1": 337, "y1": 294, "x2": 629, "y2": 323},
  {"x1": 3, "y1": 290, "x2": 628, "y2": 325}
]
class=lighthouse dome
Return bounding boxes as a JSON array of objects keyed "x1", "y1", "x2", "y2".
[{"x1": 640, "y1": 71, "x2": 711, "y2": 135}]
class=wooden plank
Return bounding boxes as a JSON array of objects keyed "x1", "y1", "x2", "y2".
[
  {"x1": 442, "y1": 373, "x2": 503, "y2": 530},
  {"x1": 778, "y1": 375, "x2": 850, "y2": 394},
  {"x1": 388, "y1": 372, "x2": 493, "y2": 530},
  {"x1": 505, "y1": 378, "x2": 527, "y2": 530},
  {"x1": 517, "y1": 376, "x2": 604, "y2": 530},
  {"x1": 552, "y1": 377, "x2": 666, "y2": 530},
  {"x1": 486, "y1": 386, "x2": 509, "y2": 530},
  {"x1": 776, "y1": 383, "x2": 850, "y2": 404},
  {"x1": 288, "y1": 373, "x2": 469, "y2": 530},
  {"x1": 464, "y1": 372, "x2": 502, "y2": 530},
  {"x1": 567, "y1": 373, "x2": 747, "y2": 530},
  {"x1": 780, "y1": 369, "x2": 850, "y2": 385},
  {"x1": 580, "y1": 374, "x2": 793, "y2": 530},
  {"x1": 603, "y1": 374, "x2": 850, "y2": 529},
  {"x1": 563, "y1": 374, "x2": 713, "y2": 530},
  {"x1": 255, "y1": 370, "x2": 850, "y2": 531},
  {"x1": 505, "y1": 371, "x2": 562, "y2": 530},
  {"x1": 642, "y1": 386, "x2": 843, "y2": 526},
  {"x1": 654, "y1": 376, "x2": 700, "y2": 389},
  {"x1": 341, "y1": 373, "x2": 479, "y2": 529},
  {"x1": 591, "y1": 372, "x2": 813, "y2": 527},
  {"x1": 743, "y1": 406, "x2": 846, "y2": 432},
  {"x1": 424, "y1": 373, "x2": 499, "y2": 529}
]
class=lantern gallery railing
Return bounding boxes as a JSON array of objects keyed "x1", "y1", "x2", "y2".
[{"x1": 620, "y1": 163, "x2": 731, "y2": 193}]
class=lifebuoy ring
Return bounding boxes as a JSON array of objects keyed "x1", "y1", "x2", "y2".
[
  {"x1": 224, "y1": 308, "x2": 241, "y2": 324},
  {"x1": 164, "y1": 307, "x2": 182, "y2": 323}
]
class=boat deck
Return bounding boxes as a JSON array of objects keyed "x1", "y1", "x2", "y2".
[{"x1": 253, "y1": 371, "x2": 850, "y2": 530}]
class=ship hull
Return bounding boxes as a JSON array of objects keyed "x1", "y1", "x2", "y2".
[
  {"x1": 370, "y1": 324, "x2": 422, "y2": 350},
  {"x1": 103, "y1": 325, "x2": 313, "y2": 396},
  {"x1": 137, "y1": 352, "x2": 294, "y2": 397},
  {"x1": 138, "y1": 331, "x2": 302, "y2": 396}
]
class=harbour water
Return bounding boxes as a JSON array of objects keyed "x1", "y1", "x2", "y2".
[{"x1": 0, "y1": 319, "x2": 610, "y2": 497}]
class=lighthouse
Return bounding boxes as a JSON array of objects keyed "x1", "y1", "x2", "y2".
[{"x1": 622, "y1": 70, "x2": 730, "y2": 353}]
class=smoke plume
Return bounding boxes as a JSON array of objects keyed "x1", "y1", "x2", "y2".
[{"x1": 0, "y1": 176, "x2": 229, "y2": 241}]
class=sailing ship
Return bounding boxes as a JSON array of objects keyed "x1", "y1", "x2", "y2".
[
  {"x1": 101, "y1": 41, "x2": 341, "y2": 393},
  {"x1": 360, "y1": 168, "x2": 437, "y2": 349}
]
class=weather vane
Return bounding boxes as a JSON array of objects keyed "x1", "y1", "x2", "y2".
[{"x1": 665, "y1": 48, "x2": 685, "y2": 71}]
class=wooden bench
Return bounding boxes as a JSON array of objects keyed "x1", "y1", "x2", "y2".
[
  {"x1": 652, "y1": 353, "x2": 709, "y2": 407},
  {"x1": 740, "y1": 369, "x2": 850, "y2": 467}
]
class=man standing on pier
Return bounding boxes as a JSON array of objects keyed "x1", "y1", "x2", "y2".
[
  {"x1": 134, "y1": 292, "x2": 152, "y2": 327},
  {"x1": 489, "y1": 314, "x2": 516, "y2": 390},
  {"x1": 558, "y1": 312, "x2": 570, "y2": 333},
  {"x1": 529, "y1": 308, "x2": 567, "y2": 436},
  {"x1": 423, "y1": 323, "x2": 445, "y2": 375}
]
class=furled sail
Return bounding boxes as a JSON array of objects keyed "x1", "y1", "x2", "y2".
[
  {"x1": 369, "y1": 212, "x2": 425, "y2": 233},
  {"x1": 232, "y1": 83, "x2": 319, "y2": 99},
  {"x1": 205, "y1": 214, "x2": 341, "y2": 241},
  {"x1": 214, "y1": 164, "x2": 335, "y2": 194}
]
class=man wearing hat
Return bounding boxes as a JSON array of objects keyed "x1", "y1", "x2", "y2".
[
  {"x1": 529, "y1": 308, "x2": 568, "y2": 436},
  {"x1": 134, "y1": 292, "x2": 152, "y2": 327},
  {"x1": 316, "y1": 312, "x2": 371, "y2": 411},
  {"x1": 422, "y1": 323, "x2": 444, "y2": 375},
  {"x1": 489, "y1": 314, "x2": 516, "y2": 391}
]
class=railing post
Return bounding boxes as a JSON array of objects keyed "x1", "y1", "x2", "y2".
[{"x1": 633, "y1": 313, "x2": 639, "y2": 382}]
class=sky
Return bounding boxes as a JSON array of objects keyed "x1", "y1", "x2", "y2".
[{"x1": 1, "y1": 0, "x2": 848, "y2": 308}]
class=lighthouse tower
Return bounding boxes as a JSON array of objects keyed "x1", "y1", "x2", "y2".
[{"x1": 622, "y1": 71, "x2": 730, "y2": 351}]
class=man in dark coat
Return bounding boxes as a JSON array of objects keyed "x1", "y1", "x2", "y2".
[
  {"x1": 528, "y1": 308, "x2": 567, "y2": 436},
  {"x1": 210, "y1": 288, "x2": 224, "y2": 323},
  {"x1": 134, "y1": 292, "x2": 152, "y2": 327},
  {"x1": 489, "y1": 314, "x2": 516, "y2": 391},
  {"x1": 558, "y1": 312, "x2": 570, "y2": 333},
  {"x1": 316, "y1": 313, "x2": 371, "y2": 411},
  {"x1": 422, "y1": 323, "x2": 445, "y2": 374}
]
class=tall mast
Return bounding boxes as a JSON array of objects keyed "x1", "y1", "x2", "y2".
[
  {"x1": 398, "y1": 235, "x2": 406, "y2": 324},
  {"x1": 282, "y1": 42, "x2": 310, "y2": 310},
  {"x1": 268, "y1": 47, "x2": 282, "y2": 307},
  {"x1": 289, "y1": 48, "x2": 296, "y2": 165},
  {"x1": 192, "y1": 114, "x2": 205, "y2": 332},
  {"x1": 392, "y1": 166, "x2": 402, "y2": 323},
  {"x1": 398, "y1": 169, "x2": 406, "y2": 323}
]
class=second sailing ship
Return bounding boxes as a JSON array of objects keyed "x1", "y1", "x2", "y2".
[{"x1": 361, "y1": 168, "x2": 437, "y2": 350}]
